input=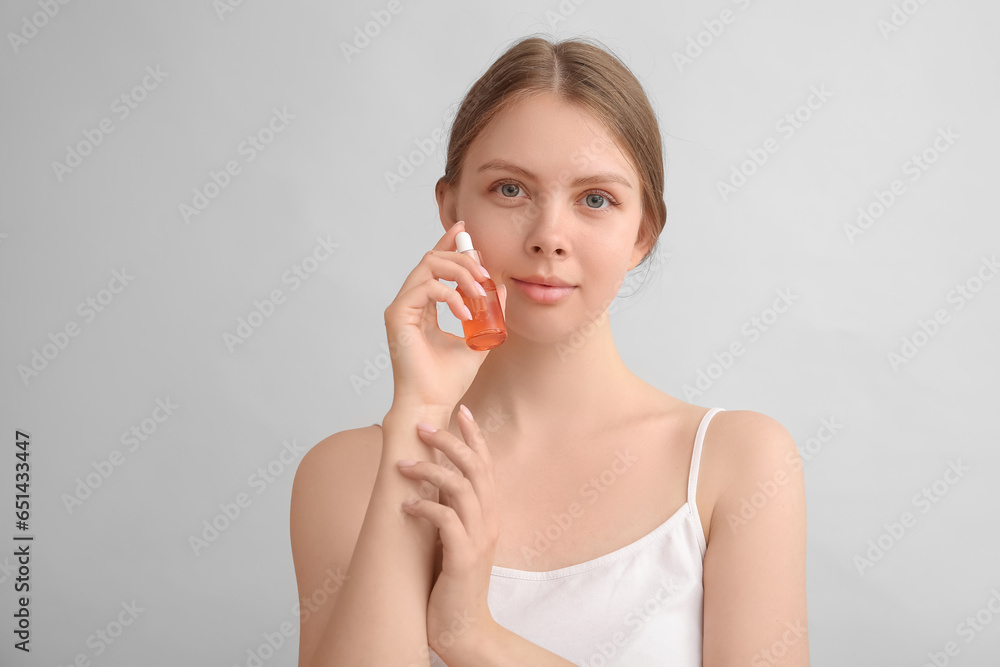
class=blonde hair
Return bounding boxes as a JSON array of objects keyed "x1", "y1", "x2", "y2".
[{"x1": 439, "y1": 35, "x2": 667, "y2": 269}]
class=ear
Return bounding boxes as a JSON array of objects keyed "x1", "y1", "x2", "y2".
[{"x1": 435, "y1": 177, "x2": 458, "y2": 233}]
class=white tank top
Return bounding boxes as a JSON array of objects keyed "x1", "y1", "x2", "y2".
[{"x1": 429, "y1": 407, "x2": 724, "y2": 666}]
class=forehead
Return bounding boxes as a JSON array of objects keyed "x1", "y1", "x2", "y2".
[{"x1": 465, "y1": 93, "x2": 638, "y2": 184}]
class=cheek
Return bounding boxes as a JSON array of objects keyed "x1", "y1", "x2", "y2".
[
  {"x1": 454, "y1": 198, "x2": 519, "y2": 259},
  {"x1": 581, "y1": 240, "x2": 635, "y2": 295},
  {"x1": 456, "y1": 223, "x2": 510, "y2": 272}
]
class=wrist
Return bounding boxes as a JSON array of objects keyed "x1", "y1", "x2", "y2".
[
  {"x1": 433, "y1": 617, "x2": 502, "y2": 665},
  {"x1": 385, "y1": 400, "x2": 454, "y2": 428}
]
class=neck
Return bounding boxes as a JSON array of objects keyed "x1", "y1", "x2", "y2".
[{"x1": 456, "y1": 314, "x2": 642, "y2": 456}]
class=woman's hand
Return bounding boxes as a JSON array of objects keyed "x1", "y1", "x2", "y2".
[
  {"x1": 383, "y1": 220, "x2": 507, "y2": 412},
  {"x1": 395, "y1": 404, "x2": 500, "y2": 657}
]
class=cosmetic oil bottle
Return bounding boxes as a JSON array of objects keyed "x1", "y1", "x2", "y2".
[{"x1": 455, "y1": 231, "x2": 507, "y2": 351}]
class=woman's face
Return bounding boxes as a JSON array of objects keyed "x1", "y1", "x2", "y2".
[{"x1": 437, "y1": 92, "x2": 651, "y2": 343}]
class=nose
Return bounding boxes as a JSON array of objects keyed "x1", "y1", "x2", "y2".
[{"x1": 520, "y1": 189, "x2": 570, "y2": 258}]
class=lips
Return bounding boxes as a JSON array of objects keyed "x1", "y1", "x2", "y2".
[
  {"x1": 511, "y1": 276, "x2": 576, "y2": 304},
  {"x1": 516, "y1": 274, "x2": 574, "y2": 288}
]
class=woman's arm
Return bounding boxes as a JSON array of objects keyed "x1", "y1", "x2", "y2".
[
  {"x1": 438, "y1": 623, "x2": 577, "y2": 666},
  {"x1": 290, "y1": 402, "x2": 452, "y2": 667},
  {"x1": 701, "y1": 410, "x2": 810, "y2": 666}
]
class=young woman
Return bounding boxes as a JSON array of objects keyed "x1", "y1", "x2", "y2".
[{"x1": 291, "y1": 36, "x2": 808, "y2": 666}]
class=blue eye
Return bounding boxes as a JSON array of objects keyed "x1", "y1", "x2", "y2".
[
  {"x1": 500, "y1": 183, "x2": 522, "y2": 197},
  {"x1": 584, "y1": 193, "x2": 608, "y2": 209}
]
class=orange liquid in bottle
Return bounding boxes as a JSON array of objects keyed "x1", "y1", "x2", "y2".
[{"x1": 458, "y1": 278, "x2": 507, "y2": 350}]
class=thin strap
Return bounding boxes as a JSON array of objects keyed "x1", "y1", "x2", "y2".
[{"x1": 687, "y1": 407, "x2": 725, "y2": 506}]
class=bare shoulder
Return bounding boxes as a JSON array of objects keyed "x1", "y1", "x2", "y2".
[
  {"x1": 289, "y1": 423, "x2": 383, "y2": 658},
  {"x1": 705, "y1": 409, "x2": 799, "y2": 467},
  {"x1": 699, "y1": 409, "x2": 804, "y2": 539},
  {"x1": 290, "y1": 421, "x2": 384, "y2": 546},
  {"x1": 291, "y1": 423, "x2": 383, "y2": 523},
  {"x1": 293, "y1": 423, "x2": 383, "y2": 485}
]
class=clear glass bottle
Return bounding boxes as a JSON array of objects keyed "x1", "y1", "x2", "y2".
[{"x1": 455, "y1": 231, "x2": 506, "y2": 351}]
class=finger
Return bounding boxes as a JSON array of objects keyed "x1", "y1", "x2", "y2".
[
  {"x1": 401, "y1": 496, "x2": 470, "y2": 553},
  {"x1": 457, "y1": 404, "x2": 493, "y2": 469},
  {"x1": 392, "y1": 219, "x2": 475, "y2": 291},
  {"x1": 391, "y1": 253, "x2": 488, "y2": 321},
  {"x1": 498, "y1": 283, "x2": 507, "y2": 318},
  {"x1": 421, "y1": 251, "x2": 491, "y2": 305},
  {"x1": 430, "y1": 219, "x2": 466, "y2": 252},
  {"x1": 394, "y1": 278, "x2": 473, "y2": 324},
  {"x1": 397, "y1": 460, "x2": 482, "y2": 529},
  {"x1": 417, "y1": 421, "x2": 491, "y2": 501},
  {"x1": 455, "y1": 406, "x2": 498, "y2": 530},
  {"x1": 425, "y1": 219, "x2": 491, "y2": 297},
  {"x1": 386, "y1": 276, "x2": 472, "y2": 332}
]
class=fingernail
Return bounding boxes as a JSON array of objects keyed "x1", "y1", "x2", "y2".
[
  {"x1": 478, "y1": 265, "x2": 491, "y2": 279},
  {"x1": 459, "y1": 304, "x2": 473, "y2": 320},
  {"x1": 397, "y1": 459, "x2": 416, "y2": 467},
  {"x1": 416, "y1": 422, "x2": 438, "y2": 434},
  {"x1": 459, "y1": 404, "x2": 473, "y2": 420},
  {"x1": 454, "y1": 220, "x2": 465, "y2": 228},
  {"x1": 474, "y1": 281, "x2": 487, "y2": 296}
]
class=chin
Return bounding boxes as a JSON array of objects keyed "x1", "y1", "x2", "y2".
[{"x1": 501, "y1": 316, "x2": 600, "y2": 350}]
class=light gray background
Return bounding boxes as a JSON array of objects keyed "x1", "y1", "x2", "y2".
[{"x1": 2, "y1": 1, "x2": 999, "y2": 665}]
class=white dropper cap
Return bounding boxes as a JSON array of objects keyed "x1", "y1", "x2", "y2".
[
  {"x1": 455, "y1": 230, "x2": 484, "y2": 267},
  {"x1": 455, "y1": 231, "x2": 475, "y2": 253}
]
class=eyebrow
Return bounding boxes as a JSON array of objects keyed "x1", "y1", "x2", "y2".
[{"x1": 476, "y1": 159, "x2": 634, "y2": 190}]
